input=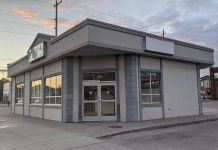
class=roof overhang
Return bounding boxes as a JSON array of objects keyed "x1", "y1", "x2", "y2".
[{"x1": 8, "y1": 18, "x2": 214, "y2": 77}]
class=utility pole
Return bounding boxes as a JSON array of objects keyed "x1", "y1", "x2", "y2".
[
  {"x1": 162, "y1": 28, "x2": 166, "y2": 37},
  {"x1": 54, "y1": 0, "x2": 62, "y2": 37}
]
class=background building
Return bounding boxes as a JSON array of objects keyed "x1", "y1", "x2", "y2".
[
  {"x1": 210, "y1": 67, "x2": 218, "y2": 100},
  {"x1": 200, "y1": 75, "x2": 211, "y2": 99},
  {"x1": 3, "y1": 82, "x2": 10, "y2": 104},
  {"x1": 0, "y1": 69, "x2": 10, "y2": 103}
]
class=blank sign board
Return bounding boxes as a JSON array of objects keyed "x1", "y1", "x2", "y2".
[{"x1": 145, "y1": 37, "x2": 174, "y2": 55}]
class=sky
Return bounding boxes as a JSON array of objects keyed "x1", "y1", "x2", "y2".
[{"x1": 0, "y1": 0, "x2": 217, "y2": 77}]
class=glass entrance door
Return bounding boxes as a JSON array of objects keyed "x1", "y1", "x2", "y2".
[
  {"x1": 82, "y1": 81, "x2": 99, "y2": 121},
  {"x1": 100, "y1": 82, "x2": 116, "y2": 121},
  {"x1": 82, "y1": 81, "x2": 116, "y2": 121}
]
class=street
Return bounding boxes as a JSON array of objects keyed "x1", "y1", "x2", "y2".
[
  {"x1": 102, "y1": 101, "x2": 218, "y2": 150},
  {"x1": 103, "y1": 119, "x2": 218, "y2": 150}
]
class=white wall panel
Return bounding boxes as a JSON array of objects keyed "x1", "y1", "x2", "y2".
[
  {"x1": 44, "y1": 107, "x2": 61, "y2": 121},
  {"x1": 163, "y1": 60, "x2": 199, "y2": 118},
  {"x1": 15, "y1": 105, "x2": 23, "y2": 115},
  {"x1": 142, "y1": 107, "x2": 162, "y2": 120},
  {"x1": 29, "y1": 106, "x2": 42, "y2": 118}
]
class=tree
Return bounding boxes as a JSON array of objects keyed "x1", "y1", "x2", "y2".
[{"x1": 0, "y1": 78, "x2": 10, "y2": 103}]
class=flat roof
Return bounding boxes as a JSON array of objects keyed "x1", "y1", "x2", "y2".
[
  {"x1": 52, "y1": 18, "x2": 214, "y2": 52},
  {"x1": 7, "y1": 18, "x2": 214, "y2": 76},
  {"x1": 8, "y1": 18, "x2": 214, "y2": 68}
]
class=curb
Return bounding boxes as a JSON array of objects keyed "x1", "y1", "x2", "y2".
[{"x1": 97, "y1": 117, "x2": 218, "y2": 139}]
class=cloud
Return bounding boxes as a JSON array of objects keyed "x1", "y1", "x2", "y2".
[
  {"x1": 12, "y1": 7, "x2": 38, "y2": 24},
  {"x1": 40, "y1": 18, "x2": 55, "y2": 29},
  {"x1": 60, "y1": 21, "x2": 76, "y2": 29},
  {"x1": 11, "y1": 7, "x2": 75, "y2": 30}
]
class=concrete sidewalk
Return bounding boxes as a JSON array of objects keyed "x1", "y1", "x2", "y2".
[
  {"x1": 0, "y1": 107, "x2": 133, "y2": 150},
  {"x1": 1, "y1": 106, "x2": 218, "y2": 139}
]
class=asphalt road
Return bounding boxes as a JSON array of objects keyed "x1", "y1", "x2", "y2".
[
  {"x1": 102, "y1": 101, "x2": 218, "y2": 150},
  {"x1": 103, "y1": 120, "x2": 218, "y2": 150}
]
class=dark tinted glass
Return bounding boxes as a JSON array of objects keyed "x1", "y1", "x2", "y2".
[
  {"x1": 151, "y1": 72, "x2": 160, "y2": 94},
  {"x1": 141, "y1": 71, "x2": 151, "y2": 94},
  {"x1": 83, "y1": 72, "x2": 115, "y2": 81}
]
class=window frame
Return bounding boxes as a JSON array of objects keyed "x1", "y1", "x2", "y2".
[
  {"x1": 15, "y1": 83, "x2": 24, "y2": 104},
  {"x1": 30, "y1": 79, "x2": 43, "y2": 105},
  {"x1": 140, "y1": 70, "x2": 161, "y2": 105},
  {"x1": 44, "y1": 74, "x2": 62, "y2": 105},
  {"x1": 214, "y1": 73, "x2": 218, "y2": 80}
]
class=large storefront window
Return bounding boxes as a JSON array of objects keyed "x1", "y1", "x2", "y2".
[
  {"x1": 31, "y1": 80, "x2": 42, "y2": 104},
  {"x1": 45, "y1": 75, "x2": 62, "y2": 104},
  {"x1": 16, "y1": 83, "x2": 24, "y2": 104},
  {"x1": 141, "y1": 71, "x2": 161, "y2": 104}
]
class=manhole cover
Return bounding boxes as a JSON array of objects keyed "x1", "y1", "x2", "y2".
[{"x1": 108, "y1": 125, "x2": 123, "y2": 128}]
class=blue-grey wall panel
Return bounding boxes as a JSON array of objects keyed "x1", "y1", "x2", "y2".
[
  {"x1": 125, "y1": 55, "x2": 139, "y2": 121},
  {"x1": 62, "y1": 58, "x2": 73, "y2": 122}
]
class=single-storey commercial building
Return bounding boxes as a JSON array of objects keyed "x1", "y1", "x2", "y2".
[{"x1": 8, "y1": 19, "x2": 214, "y2": 122}]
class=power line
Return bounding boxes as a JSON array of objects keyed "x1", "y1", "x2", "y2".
[
  {"x1": 32, "y1": 0, "x2": 53, "y2": 5},
  {"x1": 0, "y1": 9, "x2": 54, "y2": 21},
  {"x1": 0, "y1": 59, "x2": 14, "y2": 60},
  {"x1": 65, "y1": 0, "x2": 123, "y2": 20},
  {"x1": 0, "y1": 29, "x2": 34, "y2": 36},
  {"x1": 0, "y1": 19, "x2": 48, "y2": 28},
  {"x1": 63, "y1": 0, "x2": 137, "y2": 30}
]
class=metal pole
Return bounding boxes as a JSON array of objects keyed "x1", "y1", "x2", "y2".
[
  {"x1": 54, "y1": 0, "x2": 62, "y2": 37},
  {"x1": 55, "y1": 0, "x2": 58, "y2": 37}
]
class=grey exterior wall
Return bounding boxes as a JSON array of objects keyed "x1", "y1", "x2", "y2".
[
  {"x1": 11, "y1": 78, "x2": 15, "y2": 113},
  {"x1": 62, "y1": 58, "x2": 73, "y2": 122},
  {"x1": 125, "y1": 55, "x2": 140, "y2": 121},
  {"x1": 81, "y1": 55, "x2": 115, "y2": 69},
  {"x1": 72, "y1": 57, "x2": 80, "y2": 122},
  {"x1": 16, "y1": 74, "x2": 24, "y2": 84},
  {"x1": 196, "y1": 65, "x2": 203, "y2": 115},
  {"x1": 88, "y1": 25, "x2": 144, "y2": 53},
  {"x1": 44, "y1": 60, "x2": 62, "y2": 76},
  {"x1": 24, "y1": 72, "x2": 30, "y2": 115},
  {"x1": 119, "y1": 55, "x2": 126, "y2": 121},
  {"x1": 31, "y1": 67, "x2": 43, "y2": 80}
]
